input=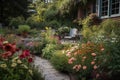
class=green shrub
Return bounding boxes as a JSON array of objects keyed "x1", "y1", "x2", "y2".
[
  {"x1": 32, "y1": 67, "x2": 44, "y2": 80},
  {"x1": 100, "y1": 19, "x2": 120, "y2": 37},
  {"x1": 50, "y1": 50, "x2": 72, "y2": 73},
  {"x1": 100, "y1": 39, "x2": 120, "y2": 80},
  {"x1": 42, "y1": 44, "x2": 57, "y2": 59},
  {"x1": 18, "y1": 25, "x2": 30, "y2": 34},
  {"x1": 48, "y1": 20, "x2": 60, "y2": 29},
  {"x1": 9, "y1": 16, "x2": 25, "y2": 28}
]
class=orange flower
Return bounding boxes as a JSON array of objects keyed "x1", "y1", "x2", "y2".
[
  {"x1": 91, "y1": 53, "x2": 96, "y2": 57},
  {"x1": 83, "y1": 66, "x2": 87, "y2": 70}
]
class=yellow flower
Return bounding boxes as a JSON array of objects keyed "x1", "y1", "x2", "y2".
[
  {"x1": 45, "y1": 27, "x2": 48, "y2": 30},
  {"x1": 28, "y1": 69, "x2": 33, "y2": 75},
  {"x1": 12, "y1": 57, "x2": 18, "y2": 62},
  {"x1": 3, "y1": 41, "x2": 8, "y2": 44},
  {"x1": 21, "y1": 64, "x2": 28, "y2": 69},
  {"x1": 0, "y1": 64, "x2": 7, "y2": 68},
  {"x1": 11, "y1": 63, "x2": 17, "y2": 67},
  {"x1": 17, "y1": 60, "x2": 22, "y2": 64}
]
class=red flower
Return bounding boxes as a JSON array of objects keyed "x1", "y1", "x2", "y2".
[
  {"x1": 1, "y1": 51, "x2": 13, "y2": 59},
  {"x1": 28, "y1": 57, "x2": 33, "y2": 63},
  {"x1": 19, "y1": 50, "x2": 30, "y2": 59},
  {"x1": 3, "y1": 43, "x2": 16, "y2": 53}
]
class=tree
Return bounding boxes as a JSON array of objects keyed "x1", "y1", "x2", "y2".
[{"x1": 0, "y1": 0, "x2": 31, "y2": 25}]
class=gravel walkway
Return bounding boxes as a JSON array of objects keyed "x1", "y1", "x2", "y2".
[{"x1": 33, "y1": 56, "x2": 70, "y2": 80}]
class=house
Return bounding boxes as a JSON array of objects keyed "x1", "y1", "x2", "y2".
[{"x1": 77, "y1": 0, "x2": 120, "y2": 20}]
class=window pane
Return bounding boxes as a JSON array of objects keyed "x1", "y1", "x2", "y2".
[
  {"x1": 101, "y1": 0, "x2": 109, "y2": 16},
  {"x1": 111, "y1": 0, "x2": 120, "y2": 15}
]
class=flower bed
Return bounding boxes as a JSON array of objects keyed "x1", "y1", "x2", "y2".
[{"x1": 0, "y1": 36, "x2": 43, "y2": 80}]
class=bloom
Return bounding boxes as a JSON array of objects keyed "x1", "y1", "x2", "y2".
[
  {"x1": 91, "y1": 53, "x2": 96, "y2": 57},
  {"x1": 83, "y1": 66, "x2": 87, "y2": 70},
  {"x1": 11, "y1": 63, "x2": 17, "y2": 67},
  {"x1": 0, "y1": 64, "x2": 7, "y2": 68},
  {"x1": 28, "y1": 57, "x2": 33, "y2": 63},
  {"x1": 28, "y1": 69, "x2": 33, "y2": 75},
  {"x1": 93, "y1": 65, "x2": 98, "y2": 70},
  {"x1": 17, "y1": 59, "x2": 22, "y2": 64},
  {"x1": 68, "y1": 57, "x2": 76, "y2": 64},
  {"x1": 73, "y1": 64, "x2": 81, "y2": 71},
  {"x1": 2, "y1": 51, "x2": 12, "y2": 59},
  {"x1": 19, "y1": 50, "x2": 30, "y2": 58},
  {"x1": 91, "y1": 61, "x2": 95, "y2": 65},
  {"x1": 101, "y1": 48, "x2": 104, "y2": 51}
]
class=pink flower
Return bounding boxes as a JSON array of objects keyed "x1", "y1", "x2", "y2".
[
  {"x1": 66, "y1": 52, "x2": 71, "y2": 57},
  {"x1": 83, "y1": 66, "x2": 87, "y2": 70},
  {"x1": 101, "y1": 48, "x2": 104, "y2": 51},
  {"x1": 68, "y1": 57, "x2": 76, "y2": 64},
  {"x1": 91, "y1": 61, "x2": 95, "y2": 65},
  {"x1": 73, "y1": 64, "x2": 81, "y2": 71},
  {"x1": 91, "y1": 53, "x2": 96, "y2": 57},
  {"x1": 83, "y1": 56, "x2": 87, "y2": 59},
  {"x1": 96, "y1": 73, "x2": 100, "y2": 78},
  {"x1": 93, "y1": 65, "x2": 98, "y2": 70}
]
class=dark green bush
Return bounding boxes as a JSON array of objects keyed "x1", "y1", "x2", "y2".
[
  {"x1": 48, "y1": 20, "x2": 60, "y2": 29},
  {"x1": 9, "y1": 16, "x2": 25, "y2": 28}
]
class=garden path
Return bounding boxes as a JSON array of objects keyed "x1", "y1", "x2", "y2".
[{"x1": 33, "y1": 56, "x2": 70, "y2": 80}]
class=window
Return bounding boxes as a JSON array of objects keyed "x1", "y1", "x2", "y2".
[
  {"x1": 98, "y1": 0, "x2": 120, "y2": 18},
  {"x1": 111, "y1": 0, "x2": 120, "y2": 15},
  {"x1": 101, "y1": 0, "x2": 109, "y2": 16}
]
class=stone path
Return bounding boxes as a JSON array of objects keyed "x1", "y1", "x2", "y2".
[{"x1": 33, "y1": 56, "x2": 70, "y2": 80}]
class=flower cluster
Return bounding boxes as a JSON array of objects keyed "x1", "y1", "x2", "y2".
[
  {"x1": 65, "y1": 41, "x2": 105, "y2": 79},
  {"x1": 0, "y1": 36, "x2": 33, "y2": 80}
]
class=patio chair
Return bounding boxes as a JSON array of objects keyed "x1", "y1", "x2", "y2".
[{"x1": 64, "y1": 28, "x2": 78, "y2": 42}]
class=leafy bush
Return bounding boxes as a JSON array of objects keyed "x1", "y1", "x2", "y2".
[
  {"x1": 50, "y1": 50, "x2": 71, "y2": 73},
  {"x1": 48, "y1": 20, "x2": 60, "y2": 29},
  {"x1": 100, "y1": 19, "x2": 120, "y2": 37},
  {"x1": 9, "y1": 16, "x2": 25, "y2": 28},
  {"x1": 42, "y1": 44, "x2": 57, "y2": 59},
  {"x1": 18, "y1": 25, "x2": 30, "y2": 34}
]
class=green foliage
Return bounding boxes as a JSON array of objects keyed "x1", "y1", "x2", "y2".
[
  {"x1": 18, "y1": 25, "x2": 30, "y2": 33},
  {"x1": 42, "y1": 44, "x2": 57, "y2": 59},
  {"x1": 57, "y1": 26, "x2": 70, "y2": 35},
  {"x1": 9, "y1": 16, "x2": 25, "y2": 28},
  {"x1": 48, "y1": 20, "x2": 60, "y2": 29},
  {"x1": 100, "y1": 19, "x2": 120, "y2": 37},
  {"x1": 32, "y1": 67, "x2": 44, "y2": 80},
  {"x1": 50, "y1": 50, "x2": 71, "y2": 73}
]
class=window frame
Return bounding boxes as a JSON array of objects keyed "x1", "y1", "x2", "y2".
[{"x1": 98, "y1": 0, "x2": 120, "y2": 18}]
